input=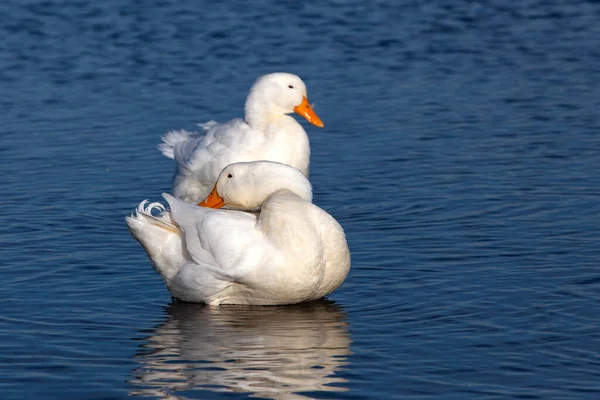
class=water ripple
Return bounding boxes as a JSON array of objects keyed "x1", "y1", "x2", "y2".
[{"x1": 1, "y1": 0, "x2": 600, "y2": 398}]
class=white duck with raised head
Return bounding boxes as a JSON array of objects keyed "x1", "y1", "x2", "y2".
[
  {"x1": 126, "y1": 161, "x2": 350, "y2": 305},
  {"x1": 159, "y1": 73, "x2": 324, "y2": 204}
]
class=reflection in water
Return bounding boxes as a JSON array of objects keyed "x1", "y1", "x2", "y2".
[{"x1": 130, "y1": 300, "x2": 352, "y2": 399}]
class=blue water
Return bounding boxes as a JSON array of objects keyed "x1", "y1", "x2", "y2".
[{"x1": 2, "y1": 0, "x2": 600, "y2": 398}]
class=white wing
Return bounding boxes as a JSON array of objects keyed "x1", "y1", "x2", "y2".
[
  {"x1": 159, "y1": 120, "x2": 266, "y2": 202},
  {"x1": 163, "y1": 194, "x2": 273, "y2": 301}
]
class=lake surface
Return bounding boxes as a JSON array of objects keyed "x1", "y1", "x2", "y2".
[{"x1": 2, "y1": 0, "x2": 600, "y2": 398}]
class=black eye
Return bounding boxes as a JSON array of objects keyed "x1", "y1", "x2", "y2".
[
  {"x1": 227, "y1": 173, "x2": 233, "y2": 178},
  {"x1": 288, "y1": 85, "x2": 294, "y2": 89}
]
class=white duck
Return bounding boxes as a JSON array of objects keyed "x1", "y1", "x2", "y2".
[
  {"x1": 126, "y1": 161, "x2": 350, "y2": 305},
  {"x1": 159, "y1": 73, "x2": 324, "y2": 204}
]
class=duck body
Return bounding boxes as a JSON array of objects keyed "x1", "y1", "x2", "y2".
[
  {"x1": 162, "y1": 115, "x2": 310, "y2": 204},
  {"x1": 126, "y1": 162, "x2": 350, "y2": 305},
  {"x1": 159, "y1": 73, "x2": 323, "y2": 204}
]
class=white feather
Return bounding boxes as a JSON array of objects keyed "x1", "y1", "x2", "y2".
[
  {"x1": 159, "y1": 73, "x2": 322, "y2": 203},
  {"x1": 126, "y1": 161, "x2": 350, "y2": 306}
]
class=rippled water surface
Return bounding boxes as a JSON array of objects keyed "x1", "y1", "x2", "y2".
[{"x1": 2, "y1": 0, "x2": 600, "y2": 399}]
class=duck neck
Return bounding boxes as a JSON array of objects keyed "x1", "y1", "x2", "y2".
[
  {"x1": 245, "y1": 91, "x2": 281, "y2": 132},
  {"x1": 257, "y1": 190, "x2": 315, "y2": 248}
]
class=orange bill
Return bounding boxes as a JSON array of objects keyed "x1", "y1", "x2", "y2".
[
  {"x1": 198, "y1": 186, "x2": 225, "y2": 208},
  {"x1": 293, "y1": 96, "x2": 324, "y2": 128}
]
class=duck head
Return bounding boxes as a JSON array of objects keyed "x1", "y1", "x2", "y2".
[
  {"x1": 244, "y1": 73, "x2": 324, "y2": 129},
  {"x1": 198, "y1": 161, "x2": 313, "y2": 210}
]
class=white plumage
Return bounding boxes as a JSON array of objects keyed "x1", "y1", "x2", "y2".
[
  {"x1": 127, "y1": 161, "x2": 350, "y2": 305},
  {"x1": 159, "y1": 73, "x2": 324, "y2": 203}
]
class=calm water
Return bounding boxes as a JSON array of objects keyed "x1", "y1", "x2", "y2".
[{"x1": 2, "y1": 0, "x2": 600, "y2": 398}]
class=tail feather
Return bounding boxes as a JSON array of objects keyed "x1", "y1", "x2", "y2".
[
  {"x1": 158, "y1": 130, "x2": 193, "y2": 159},
  {"x1": 158, "y1": 121, "x2": 217, "y2": 159},
  {"x1": 131, "y1": 200, "x2": 179, "y2": 232},
  {"x1": 126, "y1": 199, "x2": 189, "y2": 281}
]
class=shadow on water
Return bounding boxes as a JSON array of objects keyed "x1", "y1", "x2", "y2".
[{"x1": 129, "y1": 299, "x2": 352, "y2": 399}]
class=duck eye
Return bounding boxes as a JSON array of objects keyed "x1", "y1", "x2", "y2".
[
  {"x1": 227, "y1": 174, "x2": 233, "y2": 178},
  {"x1": 288, "y1": 85, "x2": 294, "y2": 89}
]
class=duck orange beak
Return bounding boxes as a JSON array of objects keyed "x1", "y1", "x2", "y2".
[
  {"x1": 198, "y1": 186, "x2": 225, "y2": 208},
  {"x1": 293, "y1": 96, "x2": 324, "y2": 128}
]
